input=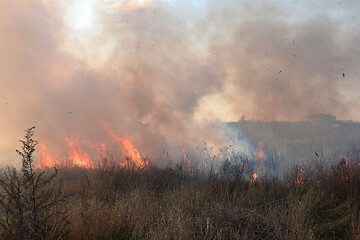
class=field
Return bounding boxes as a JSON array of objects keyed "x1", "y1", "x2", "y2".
[
  {"x1": 56, "y1": 156, "x2": 360, "y2": 240},
  {"x1": 1, "y1": 128, "x2": 360, "y2": 239},
  {"x1": 2, "y1": 156, "x2": 360, "y2": 239}
]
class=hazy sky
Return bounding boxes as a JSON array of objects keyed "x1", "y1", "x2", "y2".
[{"x1": 0, "y1": 0, "x2": 359, "y2": 165}]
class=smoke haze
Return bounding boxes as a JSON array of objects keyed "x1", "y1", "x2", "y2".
[{"x1": 0, "y1": 0, "x2": 359, "y2": 165}]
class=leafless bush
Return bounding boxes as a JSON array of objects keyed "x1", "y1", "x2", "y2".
[{"x1": 0, "y1": 127, "x2": 70, "y2": 240}]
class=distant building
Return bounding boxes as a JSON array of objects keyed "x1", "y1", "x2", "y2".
[
  {"x1": 227, "y1": 113, "x2": 360, "y2": 144},
  {"x1": 308, "y1": 113, "x2": 336, "y2": 126}
]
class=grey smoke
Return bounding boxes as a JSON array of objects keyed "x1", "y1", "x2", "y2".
[{"x1": 0, "y1": 0, "x2": 359, "y2": 166}]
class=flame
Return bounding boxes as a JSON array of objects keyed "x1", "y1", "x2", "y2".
[
  {"x1": 36, "y1": 122, "x2": 145, "y2": 170},
  {"x1": 65, "y1": 137, "x2": 96, "y2": 169},
  {"x1": 86, "y1": 140, "x2": 112, "y2": 167},
  {"x1": 37, "y1": 139, "x2": 109, "y2": 170},
  {"x1": 97, "y1": 143, "x2": 115, "y2": 168},
  {"x1": 251, "y1": 142, "x2": 266, "y2": 182},
  {"x1": 98, "y1": 143, "x2": 111, "y2": 163},
  {"x1": 296, "y1": 167, "x2": 304, "y2": 189},
  {"x1": 182, "y1": 147, "x2": 193, "y2": 175},
  {"x1": 340, "y1": 154, "x2": 352, "y2": 184},
  {"x1": 250, "y1": 173, "x2": 258, "y2": 183},
  {"x1": 256, "y1": 142, "x2": 265, "y2": 161},
  {"x1": 102, "y1": 121, "x2": 146, "y2": 168},
  {"x1": 37, "y1": 142, "x2": 60, "y2": 168}
]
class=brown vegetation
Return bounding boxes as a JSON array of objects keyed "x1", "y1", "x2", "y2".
[
  {"x1": 1, "y1": 128, "x2": 360, "y2": 239},
  {"x1": 50, "y1": 154, "x2": 358, "y2": 240},
  {"x1": 0, "y1": 127, "x2": 69, "y2": 240}
]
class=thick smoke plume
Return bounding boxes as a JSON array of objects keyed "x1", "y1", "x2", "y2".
[{"x1": 0, "y1": 0, "x2": 359, "y2": 166}]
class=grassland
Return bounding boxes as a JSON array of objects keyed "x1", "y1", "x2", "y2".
[
  {"x1": 44, "y1": 154, "x2": 360, "y2": 240},
  {"x1": 1, "y1": 128, "x2": 359, "y2": 239}
]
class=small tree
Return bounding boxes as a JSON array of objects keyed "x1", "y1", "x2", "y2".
[{"x1": 0, "y1": 126, "x2": 69, "y2": 240}]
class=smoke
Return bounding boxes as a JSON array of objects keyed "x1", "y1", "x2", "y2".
[
  {"x1": 200, "y1": 0, "x2": 360, "y2": 121},
  {"x1": 0, "y1": 0, "x2": 359, "y2": 166}
]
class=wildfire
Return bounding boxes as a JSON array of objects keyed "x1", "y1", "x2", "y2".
[
  {"x1": 340, "y1": 154, "x2": 352, "y2": 184},
  {"x1": 250, "y1": 142, "x2": 266, "y2": 182},
  {"x1": 86, "y1": 141, "x2": 112, "y2": 166},
  {"x1": 256, "y1": 142, "x2": 265, "y2": 161},
  {"x1": 182, "y1": 147, "x2": 193, "y2": 175},
  {"x1": 65, "y1": 137, "x2": 96, "y2": 169},
  {"x1": 250, "y1": 173, "x2": 258, "y2": 183},
  {"x1": 102, "y1": 121, "x2": 146, "y2": 168},
  {"x1": 36, "y1": 122, "x2": 146, "y2": 170},
  {"x1": 296, "y1": 167, "x2": 304, "y2": 189},
  {"x1": 37, "y1": 142, "x2": 61, "y2": 168}
]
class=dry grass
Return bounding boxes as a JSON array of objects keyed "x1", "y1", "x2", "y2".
[
  {"x1": 30, "y1": 155, "x2": 358, "y2": 240},
  {"x1": 0, "y1": 153, "x2": 358, "y2": 239}
]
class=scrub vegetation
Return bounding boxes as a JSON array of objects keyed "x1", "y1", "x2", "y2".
[{"x1": 0, "y1": 127, "x2": 359, "y2": 240}]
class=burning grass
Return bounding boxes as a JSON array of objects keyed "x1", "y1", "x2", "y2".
[
  {"x1": 1, "y1": 128, "x2": 360, "y2": 239},
  {"x1": 27, "y1": 154, "x2": 359, "y2": 240}
]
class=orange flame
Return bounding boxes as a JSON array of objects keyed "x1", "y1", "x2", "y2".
[
  {"x1": 296, "y1": 167, "x2": 304, "y2": 189},
  {"x1": 256, "y1": 142, "x2": 265, "y2": 161},
  {"x1": 86, "y1": 140, "x2": 112, "y2": 167},
  {"x1": 340, "y1": 154, "x2": 352, "y2": 184},
  {"x1": 37, "y1": 139, "x2": 110, "y2": 170},
  {"x1": 97, "y1": 143, "x2": 114, "y2": 168},
  {"x1": 37, "y1": 142, "x2": 60, "y2": 168},
  {"x1": 250, "y1": 173, "x2": 258, "y2": 183},
  {"x1": 250, "y1": 142, "x2": 266, "y2": 182},
  {"x1": 182, "y1": 147, "x2": 193, "y2": 175},
  {"x1": 102, "y1": 122, "x2": 146, "y2": 168},
  {"x1": 65, "y1": 137, "x2": 96, "y2": 169}
]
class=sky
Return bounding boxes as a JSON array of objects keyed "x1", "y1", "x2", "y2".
[{"x1": 0, "y1": 0, "x2": 359, "y2": 165}]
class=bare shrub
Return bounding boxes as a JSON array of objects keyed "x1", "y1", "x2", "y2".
[{"x1": 0, "y1": 126, "x2": 69, "y2": 240}]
